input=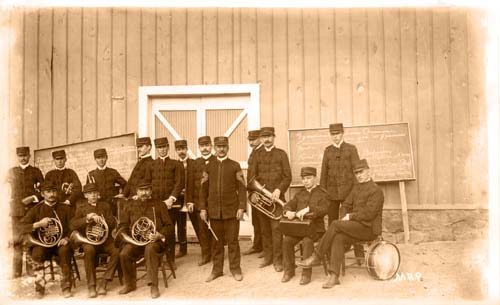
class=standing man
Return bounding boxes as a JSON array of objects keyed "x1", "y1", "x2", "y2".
[
  {"x1": 150, "y1": 137, "x2": 183, "y2": 263},
  {"x1": 7, "y1": 146, "x2": 44, "y2": 278},
  {"x1": 320, "y1": 123, "x2": 359, "y2": 224},
  {"x1": 299, "y1": 159, "x2": 384, "y2": 289},
  {"x1": 117, "y1": 180, "x2": 174, "y2": 298},
  {"x1": 70, "y1": 183, "x2": 120, "y2": 297},
  {"x1": 248, "y1": 126, "x2": 292, "y2": 272},
  {"x1": 173, "y1": 140, "x2": 191, "y2": 258},
  {"x1": 44, "y1": 149, "x2": 82, "y2": 209},
  {"x1": 200, "y1": 136, "x2": 246, "y2": 282},
  {"x1": 21, "y1": 181, "x2": 74, "y2": 298},
  {"x1": 242, "y1": 129, "x2": 264, "y2": 256},
  {"x1": 281, "y1": 167, "x2": 329, "y2": 285},
  {"x1": 87, "y1": 148, "x2": 127, "y2": 215},
  {"x1": 122, "y1": 137, "x2": 154, "y2": 199},
  {"x1": 189, "y1": 136, "x2": 216, "y2": 266}
]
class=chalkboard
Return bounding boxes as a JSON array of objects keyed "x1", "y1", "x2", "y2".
[
  {"x1": 34, "y1": 133, "x2": 137, "y2": 183},
  {"x1": 288, "y1": 123, "x2": 415, "y2": 186}
]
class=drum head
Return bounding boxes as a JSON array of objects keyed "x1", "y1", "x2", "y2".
[{"x1": 366, "y1": 241, "x2": 400, "y2": 280}]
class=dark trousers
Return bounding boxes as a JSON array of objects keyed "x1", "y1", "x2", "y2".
[
  {"x1": 31, "y1": 244, "x2": 73, "y2": 291},
  {"x1": 328, "y1": 200, "x2": 342, "y2": 225},
  {"x1": 283, "y1": 232, "x2": 321, "y2": 276},
  {"x1": 258, "y1": 212, "x2": 283, "y2": 266},
  {"x1": 251, "y1": 206, "x2": 263, "y2": 251},
  {"x1": 11, "y1": 216, "x2": 24, "y2": 277},
  {"x1": 168, "y1": 208, "x2": 187, "y2": 252},
  {"x1": 119, "y1": 241, "x2": 164, "y2": 288},
  {"x1": 82, "y1": 241, "x2": 120, "y2": 287},
  {"x1": 210, "y1": 218, "x2": 241, "y2": 275},
  {"x1": 316, "y1": 220, "x2": 375, "y2": 276},
  {"x1": 189, "y1": 210, "x2": 213, "y2": 260}
]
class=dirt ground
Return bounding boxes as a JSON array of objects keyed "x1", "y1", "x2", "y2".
[{"x1": 2, "y1": 238, "x2": 494, "y2": 304}]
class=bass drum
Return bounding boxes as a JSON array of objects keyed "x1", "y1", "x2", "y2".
[{"x1": 365, "y1": 240, "x2": 400, "y2": 280}]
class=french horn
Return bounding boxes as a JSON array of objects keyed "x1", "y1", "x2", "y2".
[
  {"x1": 117, "y1": 216, "x2": 157, "y2": 246},
  {"x1": 70, "y1": 215, "x2": 109, "y2": 246},
  {"x1": 247, "y1": 177, "x2": 285, "y2": 220},
  {"x1": 26, "y1": 217, "x2": 63, "y2": 248}
]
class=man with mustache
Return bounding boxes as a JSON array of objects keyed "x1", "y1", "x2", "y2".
[
  {"x1": 122, "y1": 137, "x2": 154, "y2": 199},
  {"x1": 248, "y1": 127, "x2": 292, "y2": 272}
]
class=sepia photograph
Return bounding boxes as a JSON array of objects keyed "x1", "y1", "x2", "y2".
[{"x1": 0, "y1": 0, "x2": 498, "y2": 304}]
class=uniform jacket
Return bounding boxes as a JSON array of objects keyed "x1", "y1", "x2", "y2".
[
  {"x1": 7, "y1": 165, "x2": 44, "y2": 216},
  {"x1": 21, "y1": 201, "x2": 73, "y2": 239},
  {"x1": 87, "y1": 167, "x2": 127, "y2": 203},
  {"x1": 178, "y1": 158, "x2": 194, "y2": 204},
  {"x1": 150, "y1": 157, "x2": 184, "y2": 201},
  {"x1": 342, "y1": 180, "x2": 384, "y2": 236},
  {"x1": 118, "y1": 198, "x2": 174, "y2": 239},
  {"x1": 284, "y1": 186, "x2": 330, "y2": 235},
  {"x1": 44, "y1": 168, "x2": 83, "y2": 206},
  {"x1": 200, "y1": 157, "x2": 247, "y2": 220},
  {"x1": 189, "y1": 155, "x2": 216, "y2": 209},
  {"x1": 122, "y1": 156, "x2": 154, "y2": 198},
  {"x1": 70, "y1": 199, "x2": 116, "y2": 235},
  {"x1": 248, "y1": 147, "x2": 292, "y2": 199},
  {"x1": 246, "y1": 144, "x2": 263, "y2": 181},
  {"x1": 320, "y1": 142, "x2": 360, "y2": 201}
]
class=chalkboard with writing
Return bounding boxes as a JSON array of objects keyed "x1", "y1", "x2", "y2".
[
  {"x1": 34, "y1": 133, "x2": 137, "y2": 183},
  {"x1": 288, "y1": 123, "x2": 415, "y2": 186}
]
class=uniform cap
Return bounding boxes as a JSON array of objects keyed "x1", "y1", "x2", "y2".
[
  {"x1": 214, "y1": 136, "x2": 229, "y2": 146},
  {"x1": 154, "y1": 137, "x2": 169, "y2": 147},
  {"x1": 300, "y1": 167, "x2": 317, "y2": 177},
  {"x1": 93, "y1": 148, "x2": 107, "y2": 158},
  {"x1": 353, "y1": 159, "x2": 370, "y2": 172},
  {"x1": 16, "y1": 146, "x2": 30, "y2": 156},
  {"x1": 247, "y1": 130, "x2": 260, "y2": 140},
  {"x1": 52, "y1": 149, "x2": 66, "y2": 159},
  {"x1": 198, "y1": 136, "x2": 212, "y2": 145},
  {"x1": 83, "y1": 183, "x2": 98, "y2": 193},
  {"x1": 174, "y1": 139, "x2": 188, "y2": 148},
  {"x1": 136, "y1": 137, "x2": 152, "y2": 147},
  {"x1": 40, "y1": 181, "x2": 58, "y2": 192},
  {"x1": 329, "y1": 123, "x2": 344, "y2": 134},
  {"x1": 137, "y1": 179, "x2": 152, "y2": 189},
  {"x1": 259, "y1": 127, "x2": 275, "y2": 137}
]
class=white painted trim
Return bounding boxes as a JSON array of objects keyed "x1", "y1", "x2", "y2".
[
  {"x1": 154, "y1": 111, "x2": 197, "y2": 159},
  {"x1": 224, "y1": 109, "x2": 247, "y2": 137}
]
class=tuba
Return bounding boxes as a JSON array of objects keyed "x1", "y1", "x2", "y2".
[
  {"x1": 117, "y1": 215, "x2": 157, "y2": 247},
  {"x1": 26, "y1": 217, "x2": 63, "y2": 248},
  {"x1": 70, "y1": 215, "x2": 109, "y2": 246},
  {"x1": 247, "y1": 177, "x2": 285, "y2": 220}
]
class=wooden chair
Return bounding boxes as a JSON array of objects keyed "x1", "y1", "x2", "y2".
[
  {"x1": 341, "y1": 236, "x2": 382, "y2": 276},
  {"x1": 45, "y1": 254, "x2": 81, "y2": 288},
  {"x1": 95, "y1": 253, "x2": 123, "y2": 285},
  {"x1": 136, "y1": 250, "x2": 176, "y2": 288}
]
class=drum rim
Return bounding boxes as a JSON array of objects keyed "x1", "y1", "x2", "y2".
[{"x1": 365, "y1": 240, "x2": 401, "y2": 281}]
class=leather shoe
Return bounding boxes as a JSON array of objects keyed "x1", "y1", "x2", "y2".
[
  {"x1": 205, "y1": 272, "x2": 223, "y2": 282},
  {"x1": 119, "y1": 285, "x2": 136, "y2": 294},
  {"x1": 258, "y1": 252, "x2": 265, "y2": 258},
  {"x1": 87, "y1": 286, "x2": 97, "y2": 298},
  {"x1": 281, "y1": 271, "x2": 295, "y2": 283},
  {"x1": 35, "y1": 289, "x2": 45, "y2": 299},
  {"x1": 322, "y1": 273, "x2": 340, "y2": 289},
  {"x1": 259, "y1": 260, "x2": 272, "y2": 268},
  {"x1": 97, "y1": 280, "x2": 107, "y2": 295},
  {"x1": 232, "y1": 272, "x2": 243, "y2": 281},
  {"x1": 198, "y1": 256, "x2": 211, "y2": 266},
  {"x1": 62, "y1": 288, "x2": 72, "y2": 298},
  {"x1": 297, "y1": 253, "x2": 320, "y2": 268},
  {"x1": 274, "y1": 264, "x2": 284, "y2": 272},
  {"x1": 299, "y1": 274, "x2": 311, "y2": 285},
  {"x1": 242, "y1": 248, "x2": 260, "y2": 255},
  {"x1": 151, "y1": 286, "x2": 160, "y2": 298},
  {"x1": 175, "y1": 250, "x2": 187, "y2": 258}
]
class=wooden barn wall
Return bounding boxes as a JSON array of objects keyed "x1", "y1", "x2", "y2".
[{"x1": 5, "y1": 7, "x2": 487, "y2": 208}]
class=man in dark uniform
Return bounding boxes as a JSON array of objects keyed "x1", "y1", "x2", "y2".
[
  {"x1": 7, "y1": 146, "x2": 44, "y2": 278},
  {"x1": 44, "y1": 149, "x2": 82, "y2": 209},
  {"x1": 87, "y1": 148, "x2": 127, "y2": 215},
  {"x1": 21, "y1": 181, "x2": 74, "y2": 298},
  {"x1": 117, "y1": 180, "x2": 174, "y2": 298},
  {"x1": 122, "y1": 137, "x2": 154, "y2": 199},
  {"x1": 188, "y1": 136, "x2": 216, "y2": 265},
  {"x1": 248, "y1": 126, "x2": 292, "y2": 272},
  {"x1": 299, "y1": 159, "x2": 384, "y2": 289},
  {"x1": 70, "y1": 183, "x2": 120, "y2": 298},
  {"x1": 200, "y1": 136, "x2": 247, "y2": 282},
  {"x1": 320, "y1": 123, "x2": 359, "y2": 224},
  {"x1": 150, "y1": 137, "x2": 183, "y2": 263},
  {"x1": 281, "y1": 167, "x2": 329, "y2": 285},
  {"x1": 242, "y1": 130, "x2": 264, "y2": 256}
]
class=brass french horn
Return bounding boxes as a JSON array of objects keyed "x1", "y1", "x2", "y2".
[
  {"x1": 116, "y1": 212, "x2": 157, "y2": 247},
  {"x1": 70, "y1": 215, "x2": 109, "y2": 246},
  {"x1": 26, "y1": 217, "x2": 63, "y2": 248},
  {"x1": 247, "y1": 177, "x2": 285, "y2": 220}
]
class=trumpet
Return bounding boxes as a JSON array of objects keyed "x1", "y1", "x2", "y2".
[
  {"x1": 247, "y1": 178, "x2": 285, "y2": 220},
  {"x1": 70, "y1": 215, "x2": 109, "y2": 246},
  {"x1": 26, "y1": 214, "x2": 63, "y2": 248}
]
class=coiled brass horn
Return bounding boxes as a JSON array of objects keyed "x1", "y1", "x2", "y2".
[
  {"x1": 26, "y1": 217, "x2": 63, "y2": 248},
  {"x1": 70, "y1": 215, "x2": 109, "y2": 246},
  {"x1": 118, "y1": 216, "x2": 157, "y2": 246},
  {"x1": 247, "y1": 177, "x2": 285, "y2": 220}
]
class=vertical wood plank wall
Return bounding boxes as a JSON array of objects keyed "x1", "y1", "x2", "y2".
[{"x1": 5, "y1": 7, "x2": 487, "y2": 207}]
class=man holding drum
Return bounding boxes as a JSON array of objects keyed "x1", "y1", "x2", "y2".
[
  {"x1": 299, "y1": 159, "x2": 384, "y2": 289},
  {"x1": 281, "y1": 167, "x2": 329, "y2": 285}
]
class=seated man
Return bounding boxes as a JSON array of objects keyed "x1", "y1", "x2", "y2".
[
  {"x1": 281, "y1": 167, "x2": 329, "y2": 285},
  {"x1": 116, "y1": 179, "x2": 173, "y2": 298},
  {"x1": 70, "y1": 183, "x2": 119, "y2": 298},
  {"x1": 298, "y1": 159, "x2": 384, "y2": 289},
  {"x1": 20, "y1": 181, "x2": 74, "y2": 299}
]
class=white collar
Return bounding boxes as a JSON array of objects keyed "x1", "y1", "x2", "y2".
[
  {"x1": 217, "y1": 155, "x2": 228, "y2": 162},
  {"x1": 19, "y1": 163, "x2": 30, "y2": 169},
  {"x1": 179, "y1": 156, "x2": 188, "y2": 163},
  {"x1": 332, "y1": 140, "x2": 344, "y2": 149},
  {"x1": 159, "y1": 155, "x2": 169, "y2": 161},
  {"x1": 202, "y1": 154, "x2": 212, "y2": 160},
  {"x1": 88, "y1": 201, "x2": 97, "y2": 207},
  {"x1": 305, "y1": 184, "x2": 317, "y2": 193},
  {"x1": 97, "y1": 165, "x2": 107, "y2": 170},
  {"x1": 55, "y1": 166, "x2": 66, "y2": 171},
  {"x1": 44, "y1": 200, "x2": 57, "y2": 207},
  {"x1": 140, "y1": 153, "x2": 151, "y2": 159},
  {"x1": 264, "y1": 145, "x2": 275, "y2": 152}
]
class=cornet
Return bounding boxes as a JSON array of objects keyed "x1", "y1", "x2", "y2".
[
  {"x1": 247, "y1": 177, "x2": 285, "y2": 220},
  {"x1": 61, "y1": 182, "x2": 74, "y2": 195}
]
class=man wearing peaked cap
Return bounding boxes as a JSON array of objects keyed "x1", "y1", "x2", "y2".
[
  {"x1": 248, "y1": 126, "x2": 292, "y2": 272},
  {"x1": 7, "y1": 146, "x2": 44, "y2": 278},
  {"x1": 200, "y1": 136, "x2": 247, "y2": 282},
  {"x1": 242, "y1": 130, "x2": 264, "y2": 256},
  {"x1": 70, "y1": 183, "x2": 120, "y2": 297},
  {"x1": 281, "y1": 166, "x2": 329, "y2": 285},
  {"x1": 150, "y1": 137, "x2": 184, "y2": 263},
  {"x1": 44, "y1": 149, "x2": 82, "y2": 210},
  {"x1": 320, "y1": 123, "x2": 360, "y2": 225},
  {"x1": 87, "y1": 148, "x2": 127, "y2": 215},
  {"x1": 299, "y1": 159, "x2": 384, "y2": 289},
  {"x1": 122, "y1": 136, "x2": 154, "y2": 199}
]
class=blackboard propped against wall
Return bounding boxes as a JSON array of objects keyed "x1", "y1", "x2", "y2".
[{"x1": 288, "y1": 123, "x2": 415, "y2": 186}]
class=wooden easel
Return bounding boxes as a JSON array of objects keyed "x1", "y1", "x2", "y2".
[{"x1": 398, "y1": 181, "x2": 410, "y2": 243}]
